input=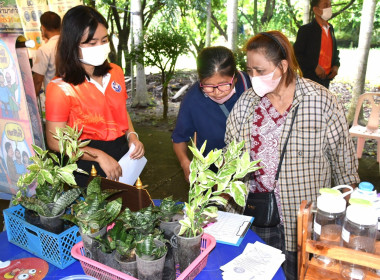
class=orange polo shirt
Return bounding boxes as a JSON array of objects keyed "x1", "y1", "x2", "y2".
[
  {"x1": 45, "y1": 63, "x2": 129, "y2": 141},
  {"x1": 318, "y1": 24, "x2": 333, "y2": 75}
]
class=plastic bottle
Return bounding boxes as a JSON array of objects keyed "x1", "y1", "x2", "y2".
[
  {"x1": 314, "y1": 185, "x2": 352, "y2": 266},
  {"x1": 351, "y1": 182, "x2": 378, "y2": 202},
  {"x1": 340, "y1": 198, "x2": 378, "y2": 280}
]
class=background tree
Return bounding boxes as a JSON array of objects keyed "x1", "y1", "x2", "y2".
[
  {"x1": 131, "y1": 0, "x2": 149, "y2": 107},
  {"x1": 227, "y1": 0, "x2": 238, "y2": 51},
  {"x1": 141, "y1": 28, "x2": 189, "y2": 119},
  {"x1": 346, "y1": 0, "x2": 377, "y2": 124}
]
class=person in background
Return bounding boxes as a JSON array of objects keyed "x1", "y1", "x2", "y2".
[
  {"x1": 225, "y1": 31, "x2": 359, "y2": 280},
  {"x1": 293, "y1": 0, "x2": 339, "y2": 88},
  {"x1": 5, "y1": 142, "x2": 19, "y2": 184},
  {"x1": 13, "y1": 149, "x2": 26, "y2": 175},
  {"x1": 32, "y1": 11, "x2": 61, "y2": 96},
  {"x1": 45, "y1": 5, "x2": 144, "y2": 188},
  {"x1": 172, "y1": 46, "x2": 251, "y2": 181}
]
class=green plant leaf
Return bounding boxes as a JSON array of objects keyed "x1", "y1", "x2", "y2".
[
  {"x1": 203, "y1": 206, "x2": 218, "y2": 217},
  {"x1": 51, "y1": 188, "x2": 81, "y2": 216},
  {"x1": 32, "y1": 144, "x2": 44, "y2": 156},
  {"x1": 40, "y1": 169, "x2": 54, "y2": 184},
  {"x1": 209, "y1": 196, "x2": 227, "y2": 206}
]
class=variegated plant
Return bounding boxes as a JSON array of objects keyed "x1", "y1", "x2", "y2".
[
  {"x1": 178, "y1": 140, "x2": 261, "y2": 237},
  {"x1": 62, "y1": 176, "x2": 123, "y2": 234},
  {"x1": 13, "y1": 125, "x2": 90, "y2": 217}
]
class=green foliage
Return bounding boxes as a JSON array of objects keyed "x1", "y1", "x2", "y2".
[
  {"x1": 142, "y1": 27, "x2": 189, "y2": 86},
  {"x1": 62, "y1": 177, "x2": 123, "y2": 234},
  {"x1": 136, "y1": 234, "x2": 167, "y2": 261},
  {"x1": 156, "y1": 196, "x2": 184, "y2": 222},
  {"x1": 13, "y1": 126, "x2": 89, "y2": 216},
  {"x1": 178, "y1": 140, "x2": 261, "y2": 237}
]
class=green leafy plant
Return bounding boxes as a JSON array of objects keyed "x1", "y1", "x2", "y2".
[
  {"x1": 136, "y1": 234, "x2": 168, "y2": 261},
  {"x1": 179, "y1": 140, "x2": 261, "y2": 237},
  {"x1": 156, "y1": 196, "x2": 184, "y2": 222},
  {"x1": 13, "y1": 125, "x2": 90, "y2": 217},
  {"x1": 62, "y1": 176, "x2": 123, "y2": 234}
]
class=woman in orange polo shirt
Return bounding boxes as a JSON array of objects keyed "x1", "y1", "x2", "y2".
[{"x1": 45, "y1": 5, "x2": 144, "y2": 187}]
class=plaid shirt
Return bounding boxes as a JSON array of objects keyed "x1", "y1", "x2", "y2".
[{"x1": 225, "y1": 76, "x2": 360, "y2": 251}]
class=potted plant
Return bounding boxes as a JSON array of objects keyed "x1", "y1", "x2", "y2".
[
  {"x1": 135, "y1": 234, "x2": 168, "y2": 280},
  {"x1": 12, "y1": 125, "x2": 90, "y2": 233},
  {"x1": 62, "y1": 176, "x2": 123, "y2": 261},
  {"x1": 174, "y1": 140, "x2": 261, "y2": 271},
  {"x1": 156, "y1": 196, "x2": 184, "y2": 239}
]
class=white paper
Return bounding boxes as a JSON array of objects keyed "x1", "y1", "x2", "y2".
[
  {"x1": 203, "y1": 211, "x2": 253, "y2": 245},
  {"x1": 118, "y1": 144, "x2": 147, "y2": 185},
  {"x1": 220, "y1": 241, "x2": 285, "y2": 280}
]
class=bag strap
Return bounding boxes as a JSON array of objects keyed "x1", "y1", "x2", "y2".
[
  {"x1": 219, "y1": 104, "x2": 230, "y2": 118},
  {"x1": 275, "y1": 104, "x2": 299, "y2": 182},
  {"x1": 239, "y1": 71, "x2": 248, "y2": 91}
]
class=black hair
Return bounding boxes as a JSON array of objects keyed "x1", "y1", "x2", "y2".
[
  {"x1": 5, "y1": 142, "x2": 12, "y2": 152},
  {"x1": 56, "y1": 5, "x2": 111, "y2": 85},
  {"x1": 40, "y1": 11, "x2": 61, "y2": 31},
  {"x1": 311, "y1": 0, "x2": 321, "y2": 8},
  {"x1": 196, "y1": 46, "x2": 238, "y2": 81}
]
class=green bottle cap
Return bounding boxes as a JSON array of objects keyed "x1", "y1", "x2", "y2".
[
  {"x1": 319, "y1": 188, "x2": 341, "y2": 196},
  {"x1": 349, "y1": 198, "x2": 373, "y2": 206}
]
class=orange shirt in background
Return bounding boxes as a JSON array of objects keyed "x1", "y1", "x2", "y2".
[{"x1": 318, "y1": 25, "x2": 333, "y2": 75}]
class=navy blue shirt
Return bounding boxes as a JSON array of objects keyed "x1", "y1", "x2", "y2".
[{"x1": 172, "y1": 71, "x2": 251, "y2": 155}]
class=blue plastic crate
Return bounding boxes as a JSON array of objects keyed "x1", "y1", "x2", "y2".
[{"x1": 3, "y1": 205, "x2": 81, "y2": 269}]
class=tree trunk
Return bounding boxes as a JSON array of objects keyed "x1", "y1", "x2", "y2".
[
  {"x1": 253, "y1": 0, "x2": 258, "y2": 34},
  {"x1": 131, "y1": 0, "x2": 149, "y2": 107},
  {"x1": 303, "y1": 0, "x2": 310, "y2": 24},
  {"x1": 227, "y1": 0, "x2": 238, "y2": 51},
  {"x1": 346, "y1": 0, "x2": 376, "y2": 124},
  {"x1": 205, "y1": 0, "x2": 212, "y2": 47},
  {"x1": 161, "y1": 72, "x2": 168, "y2": 119}
]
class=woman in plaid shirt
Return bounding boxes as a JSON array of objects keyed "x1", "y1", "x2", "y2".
[{"x1": 225, "y1": 31, "x2": 359, "y2": 280}]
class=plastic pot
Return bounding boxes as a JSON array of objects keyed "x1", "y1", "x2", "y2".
[
  {"x1": 171, "y1": 225, "x2": 202, "y2": 273},
  {"x1": 136, "y1": 240, "x2": 167, "y2": 280}
]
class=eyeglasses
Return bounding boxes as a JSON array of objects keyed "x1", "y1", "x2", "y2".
[{"x1": 200, "y1": 74, "x2": 235, "y2": 94}]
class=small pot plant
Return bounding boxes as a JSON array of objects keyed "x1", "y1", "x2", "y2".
[
  {"x1": 135, "y1": 234, "x2": 168, "y2": 280},
  {"x1": 62, "y1": 176, "x2": 123, "y2": 235},
  {"x1": 175, "y1": 140, "x2": 260, "y2": 271},
  {"x1": 12, "y1": 125, "x2": 90, "y2": 233},
  {"x1": 63, "y1": 176, "x2": 123, "y2": 261}
]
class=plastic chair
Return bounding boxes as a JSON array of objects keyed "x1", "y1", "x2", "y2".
[
  {"x1": 297, "y1": 200, "x2": 380, "y2": 280},
  {"x1": 349, "y1": 92, "x2": 380, "y2": 162}
]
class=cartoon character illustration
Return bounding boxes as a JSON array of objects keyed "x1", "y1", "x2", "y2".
[
  {"x1": 3, "y1": 268, "x2": 36, "y2": 279},
  {"x1": 0, "y1": 258, "x2": 48, "y2": 280},
  {"x1": 5, "y1": 69, "x2": 20, "y2": 120},
  {"x1": 0, "y1": 72, "x2": 13, "y2": 118}
]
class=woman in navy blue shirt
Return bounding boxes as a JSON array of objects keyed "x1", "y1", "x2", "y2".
[{"x1": 172, "y1": 46, "x2": 251, "y2": 181}]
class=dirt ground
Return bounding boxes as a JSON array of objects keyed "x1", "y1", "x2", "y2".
[{"x1": 127, "y1": 71, "x2": 380, "y2": 202}]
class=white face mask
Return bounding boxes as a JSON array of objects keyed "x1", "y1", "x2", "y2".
[
  {"x1": 250, "y1": 67, "x2": 282, "y2": 97},
  {"x1": 79, "y1": 42, "x2": 110, "y2": 66},
  {"x1": 321, "y1": 7, "x2": 332, "y2": 21}
]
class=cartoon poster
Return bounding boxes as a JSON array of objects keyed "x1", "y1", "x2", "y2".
[
  {"x1": 0, "y1": 35, "x2": 38, "y2": 196},
  {"x1": 15, "y1": 0, "x2": 48, "y2": 57},
  {"x1": 47, "y1": 0, "x2": 82, "y2": 19},
  {"x1": 0, "y1": 0, "x2": 23, "y2": 34}
]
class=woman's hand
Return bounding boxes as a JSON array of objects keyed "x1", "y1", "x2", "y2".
[
  {"x1": 128, "y1": 136, "x2": 145, "y2": 159},
  {"x1": 96, "y1": 150, "x2": 122, "y2": 181}
]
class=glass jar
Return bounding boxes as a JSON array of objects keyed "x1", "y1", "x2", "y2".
[
  {"x1": 314, "y1": 185, "x2": 352, "y2": 266},
  {"x1": 341, "y1": 199, "x2": 377, "y2": 280}
]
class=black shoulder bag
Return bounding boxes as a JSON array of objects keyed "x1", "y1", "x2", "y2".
[{"x1": 243, "y1": 104, "x2": 299, "y2": 227}]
